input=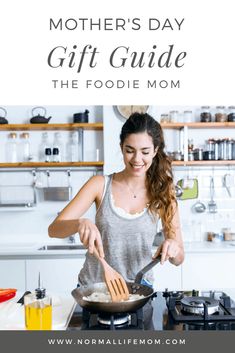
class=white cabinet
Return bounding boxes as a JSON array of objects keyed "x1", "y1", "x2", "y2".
[
  {"x1": 153, "y1": 262, "x2": 182, "y2": 291},
  {"x1": 0, "y1": 260, "x2": 26, "y2": 291},
  {"x1": 26, "y1": 258, "x2": 85, "y2": 295},
  {"x1": 182, "y1": 253, "x2": 235, "y2": 289}
]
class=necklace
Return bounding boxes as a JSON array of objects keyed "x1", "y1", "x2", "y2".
[{"x1": 125, "y1": 181, "x2": 141, "y2": 198}]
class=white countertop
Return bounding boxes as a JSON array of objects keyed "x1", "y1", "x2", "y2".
[
  {"x1": 0, "y1": 241, "x2": 235, "y2": 258},
  {"x1": 0, "y1": 292, "x2": 76, "y2": 330}
]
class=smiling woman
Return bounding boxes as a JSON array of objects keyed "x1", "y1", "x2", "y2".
[{"x1": 48, "y1": 113, "x2": 184, "y2": 288}]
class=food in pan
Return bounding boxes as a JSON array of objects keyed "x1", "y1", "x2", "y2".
[{"x1": 83, "y1": 291, "x2": 145, "y2": 303}]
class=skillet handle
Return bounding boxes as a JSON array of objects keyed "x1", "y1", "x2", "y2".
[{"x1": 135, "y1": 256, "x2": 161, "y2": 284}]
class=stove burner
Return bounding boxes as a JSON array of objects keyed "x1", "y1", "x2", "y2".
[
  {"x1": 97, "y1": 313, "x2": 129, "y2": 326},
  {"x1": 181, "y1": 296, "x2": 219, "y2": 315}
]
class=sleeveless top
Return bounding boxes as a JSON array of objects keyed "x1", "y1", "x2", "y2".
[{"x1": 78, "y1": 174, "x2": 158, "y2": 285}]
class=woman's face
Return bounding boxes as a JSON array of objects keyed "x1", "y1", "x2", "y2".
[{"x1": 121, "y1": 132, "x2": 158, "y2": 176}]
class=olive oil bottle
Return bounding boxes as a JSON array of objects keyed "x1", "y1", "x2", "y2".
[{"x1": 24, "y1": 273, "x2": 52, "y2": 330}]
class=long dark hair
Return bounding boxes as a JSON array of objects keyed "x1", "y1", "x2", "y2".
[{"x1": 120, "y1": 112, "x2": 176, "y2": 237}]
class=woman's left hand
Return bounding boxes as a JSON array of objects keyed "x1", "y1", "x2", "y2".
[{"x1": 153, "y1": 239, "x2": 182, "y2": 265}]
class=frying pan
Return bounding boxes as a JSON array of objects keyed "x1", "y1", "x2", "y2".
[{"x1": 71, "y1": 256, "x2": 161, "y2": 313}]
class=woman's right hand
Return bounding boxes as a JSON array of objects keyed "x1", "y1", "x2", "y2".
[{"x1": 77, "y1": 218, "x2": 104, "y2": 258}]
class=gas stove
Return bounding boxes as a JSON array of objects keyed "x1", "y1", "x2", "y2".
[{"x1": 67, "y1": 290, "x2": 235, "y2": 331}]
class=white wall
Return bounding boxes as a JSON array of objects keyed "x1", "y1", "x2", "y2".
[{"x1": 0, "y1": 105, "x2": 234, "y2": 245}]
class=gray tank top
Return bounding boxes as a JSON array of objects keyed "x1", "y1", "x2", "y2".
[{"x1": 78, "y1": 174, "x2": 158, "y2": 285}]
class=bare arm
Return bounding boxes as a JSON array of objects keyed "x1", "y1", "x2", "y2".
[
  {"x1": 48, "y1": 175, "x2": 105, "y2": 257},
  {"x1": 153, "y1": 204, "x2": 184, "y2": 266}
]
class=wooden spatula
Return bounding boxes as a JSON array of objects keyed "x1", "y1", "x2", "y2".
[{"x1": 92, "y1": 247, "x2": 129, "y2": 302}]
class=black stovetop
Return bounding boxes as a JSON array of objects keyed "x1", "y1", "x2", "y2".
[{"x1": 67, "y1": 290, "x2": 235, "y2": 331}]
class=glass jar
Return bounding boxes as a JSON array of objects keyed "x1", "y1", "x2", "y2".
[
  {"x1": 228, "y1": 106, "x2": 235, "y2": 122},
  {"x1": 160, "y1": 114, "x2": 170, "y2": 123},
  {"x1": 215, "y1": 106, "x2": 227, "y2": 122},
  {"x1": 200, "y1": 106, "x2": 212, "y2": 122},
  {"x1": 19, "y1": 132, "x2": 30, "y2": 162},
  {"x1": 219, "y1": 138, "x2": 229, "y2": 160},
  {"x1": 169, "y1": 110, "x2": 179, "y2": 123},
  {"x1": 66, "y1": 132, "x2": 80, "y2": 162},
  {"x1": 173, "y1": 151, "x2": 182, "y2": 161},
  {"x1": 232, "y1": 140, "x2": 235, "y2": 160},
  {"x1": 227, "y1": 139, "x2": 233, "y2": 160},
  {"x1": 193, "y1": 148, "x2": 203, "y2": 161},
  {"x1": 5, "y1": 132, "x2": 18, "y2": 162},
  {"x1": 184, "y1": 110, "x2": 193, "y2": 123},
  {"x1": 188, "y1": 152, "x2": 194, "y2": 161}
]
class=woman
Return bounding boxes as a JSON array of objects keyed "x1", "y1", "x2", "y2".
[{"x1": 48, "y1": 113, "x2": 184, "y2": 287}]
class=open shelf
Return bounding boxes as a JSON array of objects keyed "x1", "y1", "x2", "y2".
[
  {"x1": 161, "y1": 122, "x2": 235, "y2": 129},
  {"x1": 172, "y1": 160, "x2": 235, "y2": 166},
  {"x1": 0, "y1": 162, "x2": 104, "y2": 168},
  {"x1": 0, "y1": 123, "x2": 103, "y2": 131}
]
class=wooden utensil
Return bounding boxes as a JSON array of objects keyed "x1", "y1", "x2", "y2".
[{"x1": 92, "y1": 247, "x2": 129, "y2": 302}]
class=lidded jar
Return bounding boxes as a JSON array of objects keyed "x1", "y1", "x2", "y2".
[
  {"x1": 169, "y1": 110, "x2": 179, "y2": 123},
  {"x1": 184, "y1": 110, "x2": 193, "y2": 123},
  {"x1": 19, "y1": 132, "x2": 30, "y2": 162},
  {"x1": 228, "y1": 106, "x2": 235, "y2": 122},
  {"x1": 215, "y1": 106, "x2": 227, "y2": 122},
  {"x1": 160, "y1": 114, "x2": 170, "y2": 123},
  {"x1": 200, "y1": 106, "x2": 212, "y2": 122},
  {"x1": 5, "y1": 132, "x2": 18, "y2": 162}
]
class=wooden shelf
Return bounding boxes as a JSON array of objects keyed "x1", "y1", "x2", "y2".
[
  {"x1": 0, "y1": 162, "x2": 104, "y2": 168},
  {"x1": 0, "y1": 123, "x2": 103, "y2": 131},
  {"x1": 161, "y1": 122, "x2": 235, "y2": 129},
  {"x1": 172, "y1": 160, "x2": 235, "y2": 166}
]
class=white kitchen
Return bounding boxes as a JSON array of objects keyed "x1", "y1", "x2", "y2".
[{"x1": 0, "y1": 105, "x2": 235, "y2": 330}]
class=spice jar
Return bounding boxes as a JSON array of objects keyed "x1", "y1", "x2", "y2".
[
  {"x1": 160, "y1": 114, "x2": 170, "y2": 123},
  {"x1": 169, "y1": 111, "x2": 179, "y2": 123},
  {"x1": 200, "y1": 106, "x2": 212, "y2": 122},
  {"x1": 228, "y1": 106, "x2": 235, "y2": 122},
  {"x1": 173, "y1": 151, "x2": 183, "y2": 161},
  {"x1": 193, "y1": 148, "x2": 203, "y2": 161},
  {"x1": 184, "y1": 110, "x2": 193, "y2": 123},
  {"x1": 215, "y1": 106, "x2": 227, "y2": 122},
  {"x1": 227, "y1": 139, "x2": 233, "y2": 160},
  {"x1": 232, "y1": 140, "x2": 235, "y2": 160}
]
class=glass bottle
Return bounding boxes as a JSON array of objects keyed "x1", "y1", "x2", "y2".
[
  {"x1": 215, "y1": 106, "x2": 227, "y2": 122},
  {"x1": 39, "y1": 132, "x2": 51, "y2": 162},
  {"x1": 53, "y1": 132, "x2": 64, "y2": 162},
  {"x1": 45, "y1": 148, "x2": 52, "y2": 162},
  {"x1": 52, "y1": 147, "x2": 61, "y2": 162},
  {"x1": 19, "y1": 132, "x2": 30, "y2": 162},
  {"x1": 66, "y1": 132, "x2": 79, "y2": 162},
  {"x1": 200, "y1": 106, "x2": 212, "y2": 122},
  {"x1": 24, "y1": 274, "x2": 52, "y2": 330},
  {"x1": 5, "y1": 132, "x2": 18, "y2": 162}
]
